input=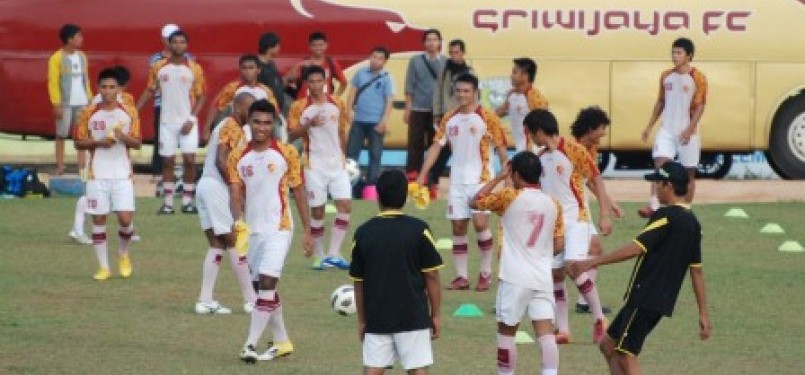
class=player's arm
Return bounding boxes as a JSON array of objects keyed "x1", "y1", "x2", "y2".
[
  {"x1": 495, "y1": 92, "x2": 511, "y2": 117},
  {"x1": 286, "y1": 102, "x2": 309, "y2": 142},
  {"x1": 569, "y1": 241, "x2": 643, "y2": 278},
  {"x1": 553, "y1": 202, "x2": 565, "y2": 255},
  {"x1": 424, "y1": 269, "x2": 442, "y2": 339},
  {"x1": 136, "y1": 65, "x2": 159, "y2": 111},
  {"x1": 415, "y1": 142, "x2": 443, "y2": 186},
  {"x1": 588, "y1": 175, "x2": 614, "y2": 234},
  {"x1": 469, "y1": 166, "x2": 510, "y2": 210},
  {"x1": 117, "y1": 111, "x2": 142, "y2": 150},
  {"x1": 690, "y1": 266, "x2": 711, "y2": 340},
  {"x1": 203, "y1": 87, "x2": 226, "y2": 142},
  {"x1": 338, "y1": 100, "x2": 349, "y2": 153},
  {"x1": 642, "y1": 75, "x2": 666, "y2": 142},
  {"x1": 683, "y1": 74, "x2": 707, "y2": 144},
  {"x1": 287, "y1": 146, "x2": 312, "y2": 257},
  {"x1": 334, "y1": 63, "x2": 347, "y2": 97},
  {"x1": 215, "y1": 143, "x2": 232, "y2": 179},
  {"x1": 354, "y1": 280, "x2": 366, "y2": 341}
]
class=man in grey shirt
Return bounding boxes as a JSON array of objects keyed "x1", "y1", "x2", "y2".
[{"x1": 403, "y1": 29, "x2": 446, "y2": 184}]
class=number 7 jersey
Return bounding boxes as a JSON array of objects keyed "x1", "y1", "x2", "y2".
[{"x1": 475, "y1": 187, "x2": 563, "y2": 291}]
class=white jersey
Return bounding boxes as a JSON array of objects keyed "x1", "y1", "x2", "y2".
[
  {"x1": 476, "y1": 187, "x2": 563, "y2": 291},
  {"x1": 147, "y1": 58, "x2": 205, "y2": 125},
  {"x1": 505, "y1": 85, "x2": 549, "y2": 152},
  {"x1": 434, "y1": 106, "x2": 507, "y2": 185},
  {"x1": 538, "y1": 137, "x2": 600, "y2": 224},
  {"x1": 658, "y1": 67, "x2": 707, "y2": 136},
  {"x1": 288, "y1": 95, "x2": 349, "y2": 170},
  {"x1": 201, "y1": 117, "x2": 245, "y2": 183},
  {"x1": 227, "y1": 139, "x2": 302, "y2": 233},
  {"x1": 75, "y1": 103, "x2": 140, "y2": 180}
]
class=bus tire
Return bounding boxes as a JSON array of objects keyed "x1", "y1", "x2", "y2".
[{"x1": 769, "y1": 96, "x2": 805, "y2": 179}]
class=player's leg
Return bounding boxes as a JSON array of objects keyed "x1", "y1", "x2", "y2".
[
  {"x1": 179, "y1": 123, "x2": 200, "y2": 213},
  {"x1": 603, "y1": 306, "x2": 660, "y2": 375},
  {"x1": 394, "y1": 329, "x2": 433, "y2": 375},
  {"x1": 363, "y1": 333, "x2": 394, "y2": 375},
  {"x1": 306, "y1": 169, "x2": 328, "y2": 269},
  {"x1": 448, "y1": 218, "x2": 470, "y2": 290},
  {"x1": 577, "y1": 231, "x2": 610, "y2": 315},
  {"x1": 678, "y1": 134, "x2": 700, "y2": 204},
  {"x1": 241, "y1": 235, "x2": 275, "y2": 362},
  {"x1": 640, "y1": 130, "x2": 674, "y2": 217},
  {"x1": 323, "y1": 168, "x2": 353, "y2": 269},
  {"x1": 86, "y1": 180, "x2": 112, "y2": 280},
  {"x1": 159, "y1": 122, "x2": 179, "y2": 213},
  {"x1": 223, "y1": 231, "x2": 256, "y2": 313},
  {"x1": 69, "y1": 195, "x2": 92, "y2": 244},
  {"x1": 115, "y1": 210, "x2": 135, "y2": 278},
  {"x1": 599, "y1": 335, "x2": 626, "y2": 375},
  {"x1": 196, "y1": 229, "x2": 229, "y2": 313},
  {"x1": 529, "y1": 292, "x2": 559, "y2": 375},
  {"x1": 565, "y1": 224, "x2": 607, "y2": 343},
  {"x1": 472, "y1": 210, "x2": 493, "y2": 291},
  {"x1": 495, "y1": 281, "x2": 528, "y2": 375},
  {"x1": 552, "y1": 257, "x2": 570, "y2": 342},
  {"x1": 252, "y1": 231, "x2": 294, "y2": 361}
]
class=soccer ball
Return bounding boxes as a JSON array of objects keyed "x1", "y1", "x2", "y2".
[
  {"x1": 331, "y1": 284, "x2": 356, "y2": 316},
  {"x1": 344, "y1": 158, "x2": 361, "y2": 185}
]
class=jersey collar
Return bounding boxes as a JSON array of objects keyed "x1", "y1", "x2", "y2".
[{"x1": 377, "y1": 210, "x2": 404, "y2": 217}]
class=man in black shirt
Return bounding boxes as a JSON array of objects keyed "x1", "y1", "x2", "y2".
[
  {"x1": 350, "y1": 169, "x2": 443, "y2": 374},
  {"x1": 257, "y1": 32, "x2": 286, "y2": 113},
  {"x1": 570, "y1": 161, "x2": 711, "y2": 375}
]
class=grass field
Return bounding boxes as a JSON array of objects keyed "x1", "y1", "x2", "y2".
[{"x1": 1, "y1": 197, "x2": 804, "y2": 374}]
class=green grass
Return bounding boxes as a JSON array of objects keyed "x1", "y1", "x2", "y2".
[{"x1": 1, "y1": 197, "x2": 804, "y2": 374}]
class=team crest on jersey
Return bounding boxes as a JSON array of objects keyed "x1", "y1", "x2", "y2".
[
  {"x1": 557, "y1": 165, "x2": 565, "y2": 175},
  {"x1": 665, "y1": 82, "x2": 672, "y2": 91},
  {"x1": 160, "y1": 74, "x2": 169, "y2": 82},
  {"x1": 470, "y1": 126, "x2": 477, "y2": 135},
  {"x1": 330, "y1": 115, "x2": 338, "y2": 122},
  {"x1": 682, "y1": 85, "x2": 690, "y2": 93},
  {"x1": 267, "y1": 163, "x2": 276, "y2": 173}
]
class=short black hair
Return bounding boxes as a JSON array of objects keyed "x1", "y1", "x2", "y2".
[
  {"x1": 258, "y1": 32, "x2": 280, "y2": 54},
  {"x1": 422, "y1": 28, "x2": 442, "y2": 42},
  {"x1": 248, "y1": 99, "x2": 276, "y2": 118},
  {"x1": 524, "y1": 109, "x2": 559, "y2": 136},
  {"x1": 304, "y1": 65, "x2": 326, "y2": 81},
  {"x1": 168, "y1": 30, "x2": 188, "y2": 43},
  {"x1": 112, "y1": 66, "x2": 130, "y2": 86},
  {"x1": 98, "y1": 68, "x2": 120, "y2": 85},
  {"x1": 308, "y1": 31, "x2": 327, "y2": 44},
  {"x1": 672, "y1": 37, "x2": 695, "y2": 60},
  {"x1": 376, "y1": 169, "x2": 407, "y2": 209},
  {"x1": 448, "y1": 39, "x2": 465, "y2": 52},
  {"x1": 510, "y1": 151, "x2": 542, "y2": 184},
  {"x1": 371, "y1": 46, "x2": 390, "y2": 60},
  {"x1": 59, "y1": 24, "x2": 81, "y2": 45},
  {"x1": 239, "y1": 54, "x2": 261, "y2": 66},
  {"x1": 570, "y1": 106, "x2": 610, "y2": 139},
  {"x1": 513, "y1": 58, "x2": 537, "y2": 83},
  {"x1": 454, "y1": 73, "x2": 479, "y2": 90}
]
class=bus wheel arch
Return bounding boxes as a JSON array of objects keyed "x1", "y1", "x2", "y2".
[{"x1": 768, "y1": 93, "x2": 805, "y2": 179}]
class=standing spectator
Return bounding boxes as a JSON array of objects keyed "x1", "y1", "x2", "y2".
[
  {"x1": 403, "y1": 29, "x2": 446, "y2": 182},
  {"x1": 345, "y1": 46, "x2": 395, "y2": 186},
  {"x1": 430, "y1": 39, "x2": 474, "y2": 197},
  {"x1": 285, "y1": 31, "x2": 347, "y2": 98},
  {"x1": 350, "y1": 169, "x2": 443, "y2": 375},
  {"x1": 256, "y1": 32, "x2": 288, "y2": 113},
  {"x1": 48, "y1": 23, "x2": 91, "y2": 176}
]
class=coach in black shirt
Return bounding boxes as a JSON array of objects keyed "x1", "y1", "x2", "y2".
[
  {"x1": 349, "y1": 169, "x2": 443, "y2": 374},
  {"x1": 571, "y1": 161, "x2": 711, "y2": 375}
]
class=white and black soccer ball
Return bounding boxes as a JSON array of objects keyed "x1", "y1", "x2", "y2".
[
  {"x1": 344, "y1": 158, "x2": 361, "y2": 186},
  {"x1": 331, "y1": 284, "x2": 356, "y2": 316}
]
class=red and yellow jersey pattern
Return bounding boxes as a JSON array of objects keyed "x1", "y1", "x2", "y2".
[
  {"x1": 215, "y1": 79, "x2": 278, "y2": 110},
  {"x1": 75, "y1": 103, "x2": 140, "y2": 180},
  {"x1": 539, "y1": 137, "x2": 600, "y2": 223},
  {"x1": 434, "y1": 106, "x2": 507, "y2": 184},
  {"x1": 288, "y1": 95, "x2": 348, "y2": 170},
  {"x1": 146, "y1": 58, "x2": 205, "y2": 124}
]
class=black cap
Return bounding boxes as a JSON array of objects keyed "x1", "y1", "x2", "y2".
[{"x1": 644, "y1": 161, "x2": 689, "y2": 186}]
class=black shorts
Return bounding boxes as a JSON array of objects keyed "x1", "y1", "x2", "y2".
[{"x1": 606, "y1": 306, "x2": 662, "y2": 357}]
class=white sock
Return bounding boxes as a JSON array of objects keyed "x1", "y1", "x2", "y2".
[
  {"x1": 554, "y1": 281, "x2": 569, "y2": 333},
  {"x1": 453, "y1": 235, "x2": 469, "y2": 279},
  {"x1": 118, "y1": 224, "x2": 134, "y2": 255},
  {"x1": 269, "y1": 296, "x2": 289, "y2": 343},
  {"x1": 477, "y1": 228, "x2": 493, "y2": 276},
  {"x1": 228, "y1": 249, "x2": 256, "y2": 304},
  {"x1": 575, "y1": 272, "x2": 605, "y2": 321},
  {"x1": 497, "y1": 333, "x2": 516, "y2": 375},
  {"x1": 327, "y1": 213, "x2": 350, "y2": 258},
  {"x1": 311, "y1": 218, "x2": 325, "y2": 259},
  {"x1": 199, "y1": 248, "x2": 223, "y2": 303},
  {"x1": 163, "y1": 182, "x2": 175, "y2": 207},
  {"x1": 183, "y1": 183, "x2": 195, "y2": 206},
  {"x1": 73, "y1": 196, "x2": 87, "y2": 233},
  {"x1": 246, "y1": 290, "x2": 277, "y2": 346},
  {"x1": 539, "y1": 334, "x2": 559, "y2": 374},
  {"x1": 92, "y1": 225, "x2": 109, "y2": 270}
]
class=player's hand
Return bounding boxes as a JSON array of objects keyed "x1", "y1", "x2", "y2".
[
  {"x1": 430, "y1": 316, "x2": 441, "y2": 340},
  {"x1": 611, "y1": 202, "x2": 624, "y2": 219},
  {"x1": 403, "y1": 108, "x2": 410, "y2": 125},
  {"x1": 640, "y1": 127, "x2": 651, "y2": 143},
  {"x1": 302, "y1": 229, "x2": 314, "y2": 258},
  {"x1": 113, "y1": 124, "x2": 125, "y2": 140},
  {"x1": 358, "y1": 322, "x2": 366, "y2": 342},
  {"x1": 599, "y1": 216, "x2": 613, "y2": 236},
  {"x1": 310, "y1": 113, "x2": 326, "y2": 127},
  {"x1": 233, "y1": 219, "x2": 251, "y2": 256},
  {"x1": 699, "y1": 314, "x2": 712, "y2": 341},
  {"x1": 97, "y1": 137, "x2": 116, "y2": 149},
  {"x1": 374, "y1": 123, "x2": 387, "y2": 135},
  {"x1": 181, "y1": 120, "x2": 194, "y2": 135},
  {"x1": 53, "y1": 105, "x2": 63, "y2": 120},
  {"x1": 681, "y1": 126, "x2": 695, "y2": 145},
  {"x1": 568, "y1": 260, "x2": 594, "y2": 278},
  {"x1": 499, "y1": 161, "x2": 512, "y2": 180},
  {"x1": 408, "y1": 181, "x2": 420, "y2": 197}
]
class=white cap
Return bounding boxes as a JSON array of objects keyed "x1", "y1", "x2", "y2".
[{"x1": 161, "y1": 24, "x2": 180, "y2": 40}]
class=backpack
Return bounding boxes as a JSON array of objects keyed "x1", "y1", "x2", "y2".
[
  {"x1": 2, "y1": 167, "x2": 50, "y2": 197},
  {"x1": 23, "y1": 168, "x2": 50, "y2": 198}
]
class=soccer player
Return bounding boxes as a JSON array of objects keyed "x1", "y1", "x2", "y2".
[
  {"x1": 194, "y1": 92, "x2": 256, "y2": 315},
  {"x1": 345, "y1": 46, "x2": 395, "y2": 186},
  {"x1": 285, "y1": 31, "x2": 347, "y2": 98},
  {"x1": 48, "y1": 23, "x2": 91, "y2": 176},
  {"x1": 639, "y1": 37, "x2": 707, "y2": 218},
  {"x1": 496, "y1": 58, "x2": 549, "y2": 152},
  {"x1": 570, "y1": 161, "x2": 711, "y2": 375},
  {"x1": 137, "y1": 30, "x2": 206, "y2": 215},
  {"x1": 229, "y1": 99, "x2": 313, "y2": 362},
  {"x1": 350, "y1": 169, "x2": 443, "y2": 375},
  {"x1": 415, "y1": 73, "x2": 509, "y2": 291},
  {"x1": 523, "y1": 108, "x2": 617, "y2": 344},
  {"x1": 90, "y1": 66, "x2": 135, "y2": 107},
  {"x1": 73, "y1": 68, "x2": 141, "y2": 281},
  {"x1": 288, "y1": 65, "x2": 352, "y2": 270},
  {"x1": 570, "y1": 106, "x2": 622, "y2": 314},
  {"x1": 203, "y1": 54, "x2": 279, "y2": 143},
  {"x1": 403, "y1": 29, "x2": 446, "y2": 183},
  {"x1": 470, "y1": 151, "x2": 563, "y2": 375}
]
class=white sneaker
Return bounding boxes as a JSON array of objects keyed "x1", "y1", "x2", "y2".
[
  {"x1": 194, "y1": 301, "x2": 232, "y2": 315},
  {"x1": 131, "y1": 234, "x2": 141, "y2": 242},
  {"x1": 257, "y1": 341, "x2": 294, "y2": 361},
  {"x1": 243, "y1": 301, "x2": 255, "y2": 314},
  {"x1": 240, "y1": 343, "x2": 258, "y2": 363},
  {"x1": 69, "y1": 230, "x2": 92, "y2": 245}
]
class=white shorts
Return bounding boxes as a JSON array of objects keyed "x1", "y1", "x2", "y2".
[
  {"x1": 248, "y1": 230, "x2": 292, "y2": 278},
  {"x1": 652, "y1": 128, "x2": 700, "y2": 168},
  {"x1": 85, "y1": 179, "x2": 135, "y2": 215},
  {"x1": 447, "y1": 184, "x2": 489, "y2": 220},
  {"x1": 159, "y1": 121, "x2": 199, "y2": 156},
  {"x1": 363, "y1": 329, "x2": 433, "y2": 371},
  {"x1": 304, "y1": 167, "x2": 351, "y2": 207},
  {"x1": 496, "y1": 280, "x2": 555, "y2": 326},
  {"x1": 552, "y1": 222, "x2": 592, "y2": 268},
  {"x1": 196, "y1": 177, "x2": 232, "y2": 236}
]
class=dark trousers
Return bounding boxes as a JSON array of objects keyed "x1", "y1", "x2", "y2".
[
  {"x1": 151, "y1": 106, "x2": 163, "y2": 175},
  {"x1": 346, "y1": 121, "x2": 385, "y2": 184},
  {"x1": 431, "y1": 144, "x2": 451, "y2": 187},
  {"x1": 406, "y1": 110, "x2": 435, "y2": 176}
]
